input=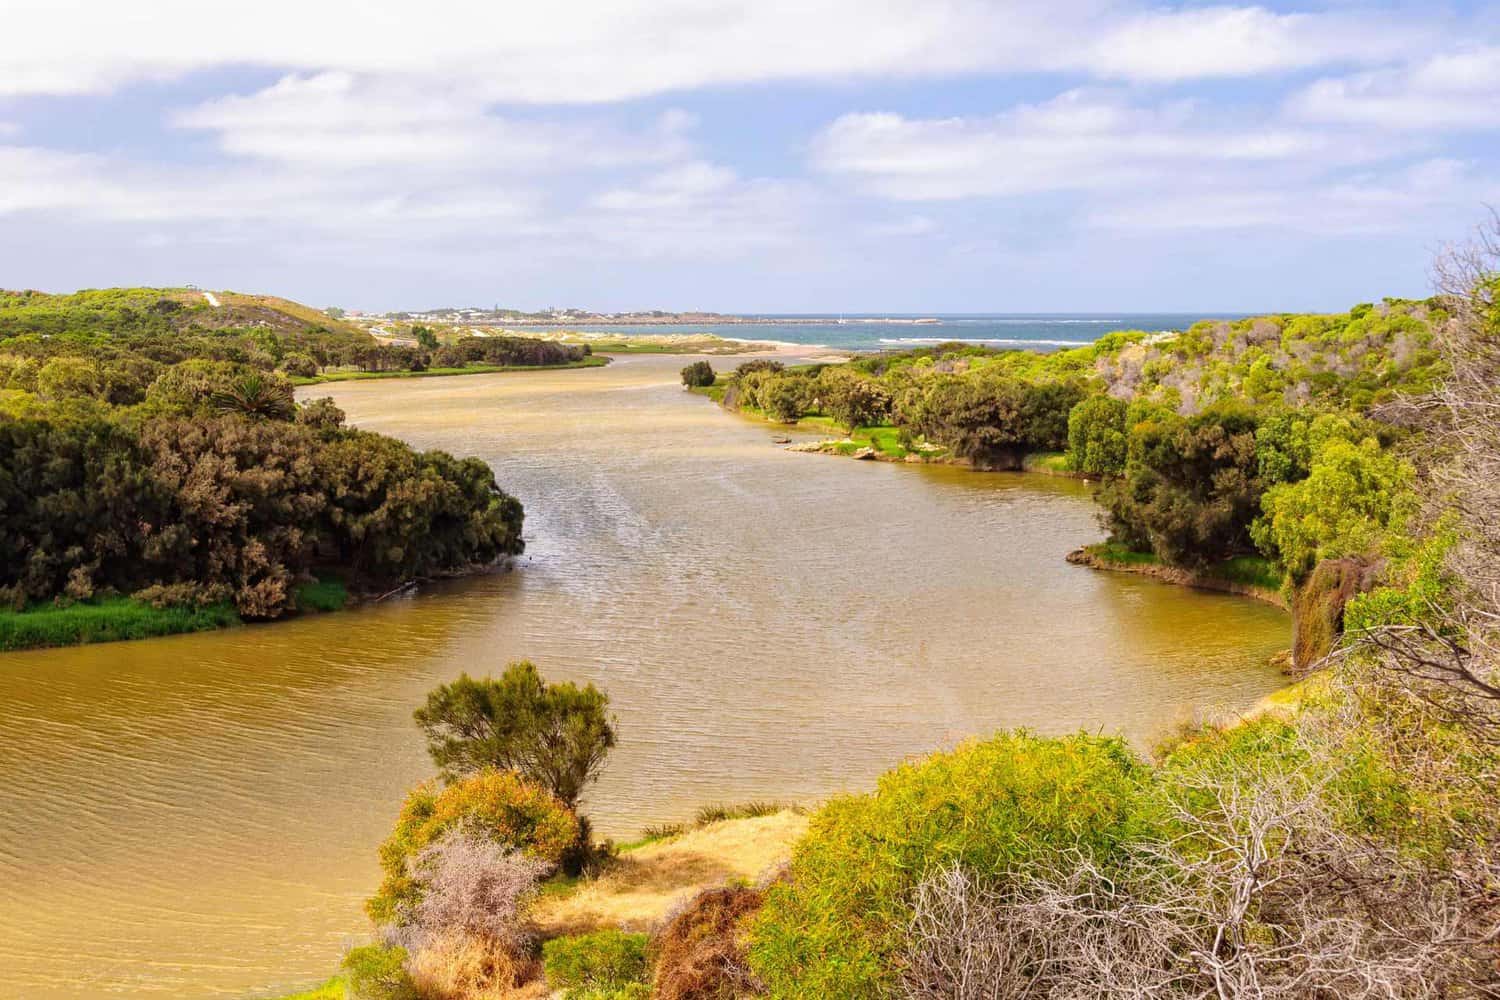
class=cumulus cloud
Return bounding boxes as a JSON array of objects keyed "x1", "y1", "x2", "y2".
[
  {"x1": 0, "y1": 0, "x2": 1439, "y2": 100},
  {"x1": 1288, "y1": 46, "x2": 1500, "y2": 130}
]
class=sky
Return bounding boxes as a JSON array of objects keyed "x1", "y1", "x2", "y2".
[{"x1": 2, "y1": 0, "x2": 1498, "y2": 313}]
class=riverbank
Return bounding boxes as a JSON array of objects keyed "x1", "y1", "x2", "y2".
[
  {"x1": 293, "y1": 355, "x2": 610, "y2": 385},
  {"x1": 267, "y1": 807, "x2": 809, "y2": 1000},
  {"x1": 1066, "y1": 542, "x2": 1286, "y2": 609},
  {"x1": 0, "y1": 576, "x2": 352, "y2": 652}
]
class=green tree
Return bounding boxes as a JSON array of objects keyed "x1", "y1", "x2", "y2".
[
  {"x1": 1101, "y1": 404, "x2": 1263, "y2": 566},
  {"x1": 412, "y1": 324, "x2": 440, "y2": 351},
  {"x1": 414, "y1": 661, "x2": 617, "y2": 808},
  {"x1": 817, "y1": 366, "x2": 892, "y2": 432},
  {"x1": 757, "y1": 373, "x2": 812, "y2": 423},
  {"x1": 1066, "y1": 394, "x2": 1128, "y2": 475},
  {"x1": 680, "y1": 360, "x2": 715, "y2": 388},
  {"x1": 1253, "y1": 436, "x2": 1415, "y2": 579}
]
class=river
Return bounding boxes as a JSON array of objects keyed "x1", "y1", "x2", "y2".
[{"x1": 0, "y1": 354, "x2": 1289, "y2": 998}]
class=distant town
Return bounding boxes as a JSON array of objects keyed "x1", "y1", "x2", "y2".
[{"x1": 340, "y1": 306, "x2": 940, "y2": 327}]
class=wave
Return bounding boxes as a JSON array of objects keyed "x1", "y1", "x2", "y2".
[{"x1": 878, "y1": 337, "x2": 1093, "y2": 347}]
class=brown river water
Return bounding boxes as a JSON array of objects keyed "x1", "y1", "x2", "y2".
[{"x1": 0, "y1": 354, "x2": 1289, "y2": 998}]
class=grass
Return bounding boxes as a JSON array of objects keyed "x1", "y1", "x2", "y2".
[
  {"x1": 293, "y1": 356, "x2": 608, "y2": 385},
  {"x1": 1084, "y1": 544, "x2": 1284, "y2": 593},
  {"x1": 1087, "y1": 541, "x2": 1163, "y2": 567},
  {"x1": 1024, "y1": 451, "x2": 1073, "y2": 473},
  {"x1": 262, "y1": 977, "x2": 345, "y2": 1000},
  {"x1": 294, "y1": 575, "x2": 349, "y2": 613},
  {"x1": 532, "y1": 810, "x2": 809, "y2": 937},
  {"x1": 1208, "y1": 555, "x2": 1284, "y2": 591},
  {"x1": 619, "y1": 801, "x2": 794, "y2": 851},
  {"x1": 0, "y1": 596, "x2": 240, "y2": 651}
]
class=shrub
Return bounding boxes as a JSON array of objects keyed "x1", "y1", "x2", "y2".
[
  {"x1": 367, "y1": 770, "x2": 578, "y2": 926},
  {"x1": 407, "y1": 831, "x2": 550, "y2": 949},
  {"x1": 748, "y1": 732, "x2": 1159, "y2": 999},
  {"x1": 817, "y1": 366, "x2": 892, "y2": 431},
  {"x1": 543, "y1": 930, "x2": 650, "y2": 996},
  {"x1": 279, "y1": 352, "x2": 319, "y2": 378},
  {"x1": 1066, "y1": 393, "x2": 1127, "y2": 475},
  {"x1": 414, "y1": 662, "x2": 617, "y2": 807},
  {"x1": 681, "y1": 361, "x2": 715, "y2": 388},
  {"x1": 757, "y1": 373, "x2": 812, "y2": 423},
  {"x1": 341, "y1": 944, "x2": 418, "y2": 1000},
  {"x1": 652, "y1": 886, "x2": 764, "y2": 1000}
]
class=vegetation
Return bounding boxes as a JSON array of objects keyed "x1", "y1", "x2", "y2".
[
  {"x1": 0, "y1": 286, "x2": 562, "y2": 647},
  {"x1": 413, "y1": 662, "x2": 617, "y2": 809},
  {"x1": 680, "y1": 360, "x2": 715, "y2": 388},
  {"x1": 651, "y1": 886, "x2": 765, "y2": 1000},
  {"x1": 542, "y1": 930, "x2": 649, "y2": 997},
  {"x1": 0, "y1": 595, "x2": 239, "y2": 651},
  {"x1": 366, "y1": 769, "x2": 578, "y2": 926}
]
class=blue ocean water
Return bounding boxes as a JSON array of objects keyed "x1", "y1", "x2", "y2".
[{"x1": 559, "y1": 313, "x2": 1242, "y2": 352}]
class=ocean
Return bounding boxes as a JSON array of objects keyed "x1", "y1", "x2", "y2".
[{"x1": 555, "y1": 313, "x2": 1241, "y2": 353}]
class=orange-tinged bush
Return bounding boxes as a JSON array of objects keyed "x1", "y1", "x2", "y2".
[{"x1": 367, "y1": 769, "x2": 578, "y2": 926}]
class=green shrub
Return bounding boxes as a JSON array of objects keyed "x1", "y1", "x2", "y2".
[
  {"x1": 1066, "y1": 393, "x2": 1128, "y2": 475},
  {"x1": 680, "y1": 360, "x2": 715, "y2": 388},
  {"x1": 367, "y1": 769, "x2": 578, "y2": 925},
  {"x1": 748, "y1": 731, "x2": 1160, "y2": 999},
  {"x1": 543, "y1": 930, "x2": 649, "y2": 996},
  {"x1": 341, "y1": 944, "x2": 417, "y2": 1000}
]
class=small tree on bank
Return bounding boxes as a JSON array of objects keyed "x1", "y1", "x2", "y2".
[
  {"x1": 414, "y1": 661, "x2": 617, "y2": 810},
  {"x1": 681, "y1": 360, "x2": 715, "y2": 388}
]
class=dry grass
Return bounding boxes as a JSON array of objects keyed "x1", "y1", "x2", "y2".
[{"x1": 533, "y1": 811, "x2": 808, "y2": 937}]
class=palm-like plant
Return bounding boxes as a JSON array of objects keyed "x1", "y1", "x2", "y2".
[{"x1": 211, "y1": 372, "x2": 295, "y2": 419}]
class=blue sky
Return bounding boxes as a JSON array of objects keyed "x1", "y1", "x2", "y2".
[{"x1": 2, "y1": 0, "x2": 1497, "y2": 313}]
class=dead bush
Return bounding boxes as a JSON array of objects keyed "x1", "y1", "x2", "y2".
[{"x1": 652, "y1": 886, "x2": 765, "y2": 1000}]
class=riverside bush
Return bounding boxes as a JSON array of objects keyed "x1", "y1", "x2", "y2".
[
  {"x1": 680, "y1": 360, "x2": 715, "y2": 387},
  {"x1": 367, "y1": 770, "x2": 577, "y2": 926},
  {"x1": 748, "y1": 731, "x2": 1160, "y2": 999},
  {"x1": 341, "y1": 944, "x2": 418, "y2": 1000},
  {"x1": 543, "y1": 930, "x2": 649, "y2": 996}
]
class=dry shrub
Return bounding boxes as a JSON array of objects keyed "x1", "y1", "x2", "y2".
[
  {"x1": 385, "y1": 832, "x2": 551, "y2": 999},
  {"x1": 901, "y1": 729, "x2": 1489, "y2": 999},
  {"x1": 406, "y1": 928, "x2": 538, "y2": 1000},
  {"x1": 652, "y1": 886, "x2": 765, "y2": 1000}
]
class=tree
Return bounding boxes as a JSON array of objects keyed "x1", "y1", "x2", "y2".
[
  {"x1": 903, "y1": 375, "x2": 1083, "y2": 470},
  {"x1": 1066, "y1": 394, "x2": 1127, "y2": 476},
  {"x1": 414, "y1": 662, "x2": 616, "y2": 809},
  {"x1": 1101, "y1": 404, "x2": 1263, "y2": 566},
  {"x1": 681, "y1": 360, "x2": 715, "y2": 388},
  {"x1": 758, "y1": 373, "x2": 812, "y2": 423},
  {"x1": 818, "y1": 367, "x2": 892, "y2": 432},
  {"x1": 1253, "y1": 436, "x2": 1414, "y2": 580},
  {"x1": 412, "y1": 325, "x2": 440, "y2": 351}
]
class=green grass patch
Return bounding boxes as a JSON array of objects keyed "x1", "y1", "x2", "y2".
[
  {"x1": 1087, "y1": 542, "x2": 1163, "y2": 567},
  {"x1": 294, "y1": 575, "x2": 349, "y2": 613},
  {"x1": 620, "y1": 801, "x2": 795, "y2": 851},
  {"x1": 0, "y1": 597, "x2": 240, "y2": 651},
  {"x1": 294, "y1": 356, "x2": 608, "y2": 384},
  {"x1": 263, "y1": 976, "x2": 345, "y2": 1000},
  {"x1": 1024, "y1": 451, "x2": 1072, "y2": 472},
  {"x1": 1208, "y1": 555, "x2": 1284, "y2": 591}
]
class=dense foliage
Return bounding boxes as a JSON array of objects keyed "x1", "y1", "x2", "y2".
[
  {"x1": 748, "y1": 732, "x2": 1158, "y2": 998},
  {"x1": 367, "y1": 769, "x2": 578, "y2": 926},
  {"x1": 0, "y1": 287, "x2": 534, "y2": 622},
  {"x1": 414, "y1": 662, "x2": 617, "y2": 809},
  {"x1": 712, "y1": 299, "x2": 1436, "y2": 579},
  {"x1": 680, "y1": 360, "x2": 715, "y2": 388}
]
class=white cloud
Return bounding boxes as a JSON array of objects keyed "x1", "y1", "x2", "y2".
[
  {"x1": 1080, "y1": 6, "x2": 1423, "y2": 82},
  {"x1": 1087, "y1": 158, "x2": 1497, "y2": 233},
  {"x1": 1289, "y1": 46, "x2": 1500, "y2": 130},
  {"x1": 0, "y1": 1, "x2": 1439, "y2": 100},
  {"x1": 810, "y1": 90, "x2": 1389, "y2": 201},
  {"x1": 172, "y1": 73, "x2": 696, "y2": 170}
]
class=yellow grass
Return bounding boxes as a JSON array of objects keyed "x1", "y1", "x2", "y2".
[{"x1": 534, "y1": 811, "x2": 808, "y2": 937}]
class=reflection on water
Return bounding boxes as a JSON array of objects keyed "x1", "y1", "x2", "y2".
[{"x1": 0, "y1": 355, "x2": 1289, "y2": 998}]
